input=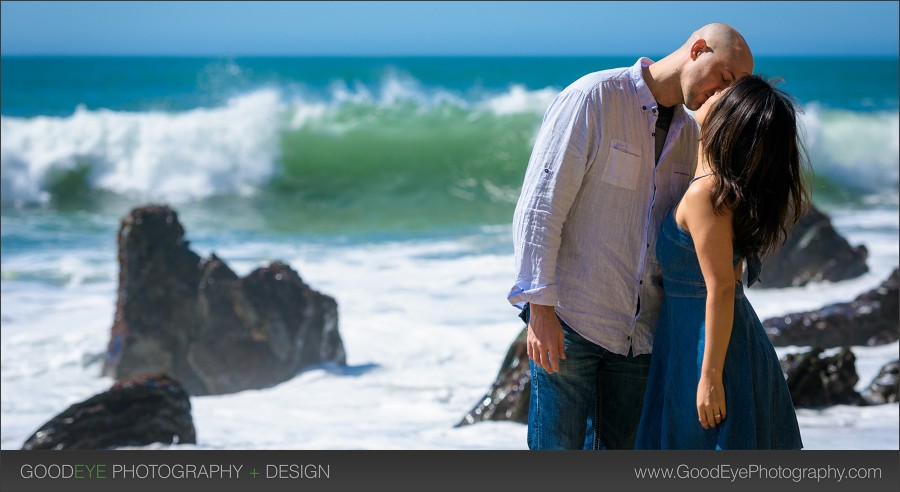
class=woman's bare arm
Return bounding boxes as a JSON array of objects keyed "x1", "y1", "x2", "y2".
[{"x1": 678, "y1": 177, "x2": 736, "y2": 429}]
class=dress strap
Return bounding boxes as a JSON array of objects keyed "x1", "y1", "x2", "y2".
[
  {"x1": 688, "y1": 173, "x2": 714, "y2": 185},
  {"x1": 673, "y1": 173, "x2": 715, "y2": 217}
]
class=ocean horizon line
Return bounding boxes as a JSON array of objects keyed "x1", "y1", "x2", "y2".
[{"x1": 2, "y1": 53, "x2": 898, "y2": 60}]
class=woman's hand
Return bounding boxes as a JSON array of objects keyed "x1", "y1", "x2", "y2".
[{"x1": 697, "y1": 373, "x2": 727, "y2": 429}]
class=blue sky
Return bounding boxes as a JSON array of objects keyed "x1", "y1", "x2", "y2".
[{"x1": 1, "y1": 1, "x2": 898, "y2": 56}]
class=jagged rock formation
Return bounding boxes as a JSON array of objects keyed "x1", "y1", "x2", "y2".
[{"x1": 102, "y1": 205, "x2": 345, "y2": 395}]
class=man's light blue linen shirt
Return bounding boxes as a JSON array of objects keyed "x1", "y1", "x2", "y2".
[{"x1": 509, "y1": 58, "x2": 699, "y2": 356}]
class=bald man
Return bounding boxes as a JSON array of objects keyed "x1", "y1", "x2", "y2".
[{"x1": 509, "y1": 23, "x2": 753, "y2": 450}]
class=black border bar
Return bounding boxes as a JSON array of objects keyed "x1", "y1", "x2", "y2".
[{"x1": 2, "y1": 450, "x2": 898, "y2": 492}]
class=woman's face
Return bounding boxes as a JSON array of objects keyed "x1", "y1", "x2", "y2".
[{"x1": 694, "y1": 89, "x2": 726, "y2": 127}]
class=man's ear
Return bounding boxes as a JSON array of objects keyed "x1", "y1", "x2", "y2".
[{"x1": 690, "y1": 39, "x2": 709, "y2": 60}]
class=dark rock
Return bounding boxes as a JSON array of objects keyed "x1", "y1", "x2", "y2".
[
  {"x1": 780, "y1": 348, "x2": 865, "y2": 408},
  {"x1": 102, "y1": 205, "x2": 346, "y2": 396},
  {"x1": 189, "y1": 256, "x2": 344, "y2": 395},
  {"x1": 752, "y1": 205, "x2": 868, "y2": 288},
  {"x1": 456, "y1": 328, "x2": 530, "y2": 426},
  {"x1": 102, "y1": 205, "x2": 203, "y2": 390},
  {"x1": 862, "y1": 360, "x2": 899, "y2": 405},
  {"x1": 22, "y1": 373, "x2": 195, "y2": 450},
  {"x1": 764, "y1": 268, "x2": 899, "y2": 348}
]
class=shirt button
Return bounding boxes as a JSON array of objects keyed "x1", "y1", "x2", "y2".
[
  {"x1": 639, "y1": 280, "x2": 643, "y2": 284},
  {"x1": 642, "y1": 106, "x2": 647, "y2": 110},
  {"x1": 652, "y1": 132, "x2": 656, "y2": 136}
]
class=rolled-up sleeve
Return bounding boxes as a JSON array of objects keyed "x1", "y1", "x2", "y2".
[{"x1": 508, "y1": 88, "x2": 595, "y2": 308}]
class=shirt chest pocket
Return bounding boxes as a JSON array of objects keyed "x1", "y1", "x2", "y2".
[
  {"x1": 602, "y1": 139, "x2": 642, "y2": 191},
  {"x1": 671, "y1": 168, "x2": 692, "y2": 194}
]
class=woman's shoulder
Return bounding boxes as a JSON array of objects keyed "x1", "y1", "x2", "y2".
[
  {"x1": 680, "y1": 174, "x2": 734, "y2": 221},
  {"x1": 682, "y1": 175, "x2": 717, "y2": 208}
]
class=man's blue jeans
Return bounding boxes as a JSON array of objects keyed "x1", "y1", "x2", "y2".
[{"x1": 524, "y1": 306, "x2": 652, "y2": 450}]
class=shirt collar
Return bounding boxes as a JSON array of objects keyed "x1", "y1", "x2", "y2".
[
  {"x1": 630, "y1": 57, "x2": 696, "y2": 132},
  {"x1": 629, "y1": 57, "x2": 658, "y2": 113}
]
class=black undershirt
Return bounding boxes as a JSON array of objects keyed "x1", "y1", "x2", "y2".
[
  {"x1": 654, "y1": 104, "x2": 676, "y2": 164},
  {"x1": 638, "y1": 103, "x2": 677, "y2": 317}
]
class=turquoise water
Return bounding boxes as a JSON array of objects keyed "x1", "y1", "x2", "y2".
[{"x1": 1, "y1": 56, "x2": 898, "y2": 238}]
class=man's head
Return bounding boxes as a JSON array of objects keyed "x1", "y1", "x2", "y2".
[{"x1": 677, "y1": 23, "x2": 754, "y2": 110}]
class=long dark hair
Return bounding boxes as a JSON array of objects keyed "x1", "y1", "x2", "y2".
[{"x1": 700, "y1": 75, "x2": 811, "y2": 260}]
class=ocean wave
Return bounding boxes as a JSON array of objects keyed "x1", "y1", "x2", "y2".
[
  {"x1": 1, "y1": 90, "x2": 283, "y2": 205},
  {"x1": 1, "y1": 84, "x2": 897, "y2": 210},
  {"x1": 800, "y1": 105, "x2": 900, "y2": 194}
]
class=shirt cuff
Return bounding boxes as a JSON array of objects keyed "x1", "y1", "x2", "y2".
[{"x1": 507, "y1": 284, "x2": 559, "y2": 309}]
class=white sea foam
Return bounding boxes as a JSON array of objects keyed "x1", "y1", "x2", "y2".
[
  {"x1": 800, "y1": 105, "x2": 900, "y2": 192},
  {"x1": 2, "y1": 214, "x2": 898, "y2": 450},
  {"x1": 1, "y1": 90, "x2": 285, "y2": 205},
  {"x1": 477, "y1": 84, "x2": 558, "y2": 115}
]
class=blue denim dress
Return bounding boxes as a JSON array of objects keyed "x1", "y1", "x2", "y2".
[{"x1": 635, "y1": 202, "x2": 803, "y2": 450}]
